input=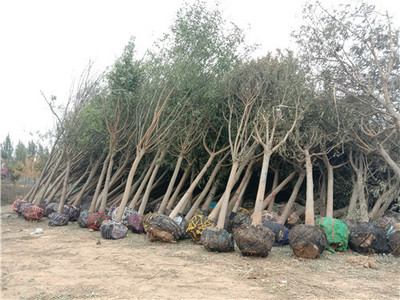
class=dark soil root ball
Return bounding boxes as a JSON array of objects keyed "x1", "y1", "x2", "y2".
[
  {"x1": 77, "y1": 210, "x2": 89, "y2": 228},
  {"x1": 230, "y1": 213, "x2": 252, "y2": 236},
  {"x1": 186, "y1": 214, "x2": 216, "y2": 243},
  {"x1": 100, "y1": 220, "x2": 128, "y2": 240},
  {"x1": 127, "y1": 212, "x2": 145, "y2": 233},
  {"x1": 173, "y1": 214, "x2": 190, "y2": 240},
  {"x1": 289, "y1": 224, "x2": 328, "y2": 259},
  {"x1": 201, "y1": 227, "x2": 234, "y2": 253},
  {"x1": 387, "y1": 224, "x2": 400, "y2": 257},
  {"x1": 45, "y1": 203, "x2": 59, "y2": 217},
  {"x1": 48, "y1": 213, "x2": 69, "y2": 226},
  {"x1": 146, "y1": 214, "x2": 183, "y2": 243},
  {"x1": 233, "y1": 224, "x2": 274, "y2": 257},
  {"x1": 12, "y1": 199, "x2": 28, "y2": 213},
  {"x1": 374, "y1": 216, "x2": 399, "y2": 231},
  {"x1": 63, "y1": 205, "x2": 81, "y2": 221},
  {"x1": 262, "y1": 221, "x2": 290, "y2": 246},
  {"x1": 23, "y1": 206, "x2": 45, "y2": 221},
  {"x1": 87, "y1": 212, "x2": 110, "y2": 231},
  {"x1": 349, "y1": 222, "x2": 390, "y2": 254}
]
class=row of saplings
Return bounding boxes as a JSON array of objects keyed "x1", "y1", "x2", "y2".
[{"x1": 12, "y1": 198, "x2": 400, "y2": 259}]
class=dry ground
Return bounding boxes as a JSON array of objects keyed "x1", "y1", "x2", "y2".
[{"x1": 1, "y1": 183, "x2": 399, "y2": 300}]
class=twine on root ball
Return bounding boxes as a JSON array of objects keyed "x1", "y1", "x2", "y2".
[
  {"x1": 315, "y1": 217, "x2": 349, "y2": 253},
  {"x1": 200, "y1": 227, "x2": 234, "y2": 252},
  {"x1": 23, "y1": 206, "x2": 45, "y2": 221},
  {"x1": 289, "y1": 224, "x2": 328, "y2": 259},
  {"x1": 146, "y1": 214, "x2": 183, "y2": 243},
  {"x1": 387, "y1": 223, "x2": 400, "y2": 257},
  {"x1": 349, "y1": 222, "x2": 390, "y2": 254},
  {"x1": 100, "y1": 220, "x2": 128, "y2": 240},
  {"x1": 87, "y1": 212, "x2": 110, "y2": 231},
  {"x1": 186, "y1": 213, "x2": 216, "y2": 243},
  {"x1": 77, "y1": 210, "x2": 89, "y2": 228},
  {"x1": 48, "y1": 213, "x2": 69, "y2": 226},
  {"x1": 262, "y1": 221, "x2": 290, "y2": 246},
  {"x1": 233, "y1": 224, "x2": 275, "y2": 257}
]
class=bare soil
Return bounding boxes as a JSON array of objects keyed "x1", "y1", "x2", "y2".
[{"x1": 1, "y1": 183, "x2": 399, "y2": 300}]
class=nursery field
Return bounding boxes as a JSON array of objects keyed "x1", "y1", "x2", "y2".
[{"x1": 1, "y1": 183, "x2": 400, "y2": 300}]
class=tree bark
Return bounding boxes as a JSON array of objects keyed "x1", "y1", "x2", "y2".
[
  {"x1": 278, "y1": 172, "x2": 305, "y2": 224},
  {"x1": 304, "y1": 148, "x2": 314, "y2": 226}
]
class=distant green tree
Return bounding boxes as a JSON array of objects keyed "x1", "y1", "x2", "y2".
[
  {"x1": 14, "y1": 141, "x2": 27, "y2": 163},
  {"x1": 1, "y1": 134, "x2": 13, "y2": 161}
]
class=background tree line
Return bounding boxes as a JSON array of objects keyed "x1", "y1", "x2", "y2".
[{"x1": 1, "y1": 134, "x2": 49, "y2": 183}]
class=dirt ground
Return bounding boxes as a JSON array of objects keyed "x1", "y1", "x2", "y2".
[{"x1": 1, "y1": 183, "x2": 399, "y2": 300}]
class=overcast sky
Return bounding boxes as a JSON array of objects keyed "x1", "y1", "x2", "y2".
[{"x1": 0, "y1": 0, "x2": 398, "y2": 146}]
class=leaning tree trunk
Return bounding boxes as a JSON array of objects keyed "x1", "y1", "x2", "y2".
[
  {"x1": 166, "y1": 166, "x2": 191, "y2": 211},
  {"x1": 138, "y1": 151, "x2": 166, "y2": 216},
  {"x1": 72, "y1": 153, "x2": 105, "y2": 207},
  {"x1": 89, "y1": 153, "x2": 110, "y2": 212},
  {"x1": 369, "y1": 182, "x2": 398, "y2": 219},
  {"x1": 185, "y1": 153, "x2": 227, "y2": 221},
  {"x1": 262, "y1": 171, "x2": 296, "y2": 210},
  {"x1": 267, "y1": 168, "x2": 279, "y2": 212},
  {"x1": 33, "y1": 151, "x2": 64, "y2": 206},
  {"x1": 278, "y1": 172, "x2": 305, "y2": 225},
  {"x1": 158, "y1": 154, "x2": 184, "y2": 214},
  {"x1": 115, "y1": 148, "x2": 147, "y2": 222},
  {"x1": 57, "y1": 157, "x2": 72, "y2": 214},
  {"x1": 169, "y1": 153, "x2": 219, "y2": 220},
  {"x1": 129, "y1": 160, "x2": 156, "y2": 209}
]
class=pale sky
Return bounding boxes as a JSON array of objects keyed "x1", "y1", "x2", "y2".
[{"x1": 0, "y1": 0, "x2": 398, "y2": 146}]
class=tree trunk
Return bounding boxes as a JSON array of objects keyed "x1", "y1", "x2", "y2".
[
  {"x1": 201, "y1": 181, "x2": 219, "y2": 212},
  {"x1": 89, "y1": 153, "x2": 110, "y2": 212},
  {"x1": 262, "y1": 171, "x2": 296, "y2": 210},
  {"x1": 166, "y1": 166, "x2": 191, "y2": 211},
  {"x1": 267, "y1": 168, "x2": 279, "y2": 211},
  {"x1": 138, "y1": 151, "x2": 166, "y2": 216},
  {"x1": 129, "y1": 159, "x2": 156, "y2": 209},
  {"x1": 377, "y1": 143, "x2": 400, "y2": 180},
  {"x1": 325, "y1": 160, "x2": 334, "y2": 218},
  {"x1": 99, "y1": 152, "x2": 116, "y2": 213},
  {"x1": 216, "y1": 161, "x2": 239, "y2": 228},
  {"x1": 347, "y1": 173, "x2": 358, "y2": 215},
  {"x1": 169, "y1": 154, "x2": 217, "y2": 219},
  {"x1": 278, "y1": 172, "x2": 305, "y2": 225},
  {"x1": 185, "y1": 154, "x2": 227, "y2": 221},
  {"x1": 33, "y1": 151, "x2": 63, "y2": 206},
  {"x1": 57, "y1": 157, "x2": 72, "y2": 213},
  {"x1": 229, "y1": 159, "x2": 255, "y2": 214},
  {"x1": 369, "y1": 183, "x2": 398, "y2": 219},
  {"x1": 115, "y1": 148, "x2": 147, "y2": 222},
  {"x1": 318, "y1": 169, "x2": 327, "y2": 216},
  {"x1": 158, "y1": 154, "x2": 184, "y2": 214},
  {"x1": 304, "y1": 148, "x2": 314, "y2": 226},
  {"x1": 72, "y1": 153, "x2": 105, "y2": 207}
]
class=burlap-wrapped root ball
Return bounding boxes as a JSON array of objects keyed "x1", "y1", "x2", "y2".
[
  {"x1": 87, "y1": 212, "x2": 110, "y2": 231},
  {"x1": 230, "y1": 213, "x2": 252, "y2": 236},
  {"x1": 289, "y1": 224, "x2": 328, "y2": 259},
  {"x1": 23, "y1": 206, "x2": 45, "y2": 221},
  {"x1": 77, "y1": 210, "x2": 89, "y2": 228},
  {"x1": 201, "y1": 227, "x2": 234, "y2": 252},
  {"x1": 349, "y1": 222, "x2": 390, "y2": 254},
  {"x1": 63, "y1": 205, "x2": 81, "y2": 221},
  {"x1": 262, "y1": 221, "x2": 290, "y2": 246},
  {"x1": 186, "y1": 214, "x2": 216, "y2": 243},
  {"x1": 12, "y1": 199, "x2": 28, "y2": 213},
  {"x1": 316, "y1": 217, "x2": 349, "y2": 252},
  {"x1": 45, "y1": 203, "x2": 59, "y2": 217},
  {"x1": 146, "y1": 214, "x2": 183, "y2": 243},
  {"x1": 48, "y1": 212, "x2": 69, "y2": 226},
  {"x1": 127, "y1": 211, "x2": 145, "y2": 233},
  {"x1": 100, "y1": 220, "x2": 128, "y2": 240},
  {"x1": 387, "y1": 223, "x2": 400, "y2": 257},
  {"x1": 174, "y1": 214, "x2": 190, "y2": 240},
  {"x1": 17, "y1": 202, "x2": 33, "y2": 216},
  {"x1": 233, "y1": 224, "x2": 274, "y2": 257},
  {"x1": 109, "y1": 206, "x2": 135, "y2": 225}
]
